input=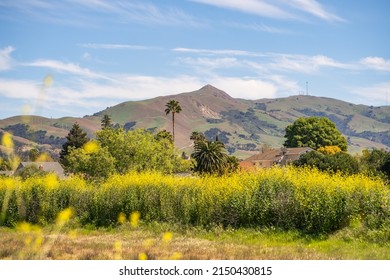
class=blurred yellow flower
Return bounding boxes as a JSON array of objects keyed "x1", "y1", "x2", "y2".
[
  {"x1": 162, "y1": 232, "x2": 173, "y2": 244},
  {"x1": 130, "y1": 211, "x2": 140, "y2": 228},
  {"x1": 117, "y1": 212, "x2": 127, "y2": 225},
  {"x1": 138, "y1": 252, "x2": 148, "y2": 260},
  {"x1": 2, "y1": 132, "x2": 14, "y2": 150},
  {"x1": 56, "y1": 208, "x2": 73, "y2": 227},
  {"x1": 83, "y1": 141, "x2": 99, "y2": 154},
  {"x1": 43, "y1": 74, "x2": 54, "y2": 87}
]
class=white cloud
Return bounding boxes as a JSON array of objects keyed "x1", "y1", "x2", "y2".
[
  {"x1": 80, "y1": 43, "x2": 158, "y2": 51},
  {"x1": 350, "y1": 83, "x2": 390, "y2": 105},
  {"x1": 1, "y1": 0, "x2": 201, "y2": 27},
  {"x1": 173, "y1": 47, "x2": 263, "y2": 57},
  {"x1": 269, "y1": 53, "x2": 352, "y2": 73},
  {"x1": 0, "y1": 46, "x2": 15, "y2": 71},
  {"x1": 24, "y1": 60, "x2": 111, "y2": 80},
  {"x1": 191, "y1": 0, "x2": 294, "y2": 20},
  {"x1": 226, "y1": 22, "x2": 289, "y2": 34},
  {"x1": 0, "y1": 78, "x2": 40, "y2": 99},
  {"x1": 209, "y1": 77, "x2": 277, "y2": 99},
  {"x1": 285, "y1": 0, "x2": 344, "y2": 22},
  {"x1": 360, "y1": 57, "x2": 390, "y2": 71},
  {"x1": 191, "y1": 0, "x2": 343, "y2": 22},
  {"x1": 178, "y1": 57, "x2": 240, "y2": 70}
]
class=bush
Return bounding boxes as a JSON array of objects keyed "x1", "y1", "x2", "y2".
[
  {"x1": 294, "y1": 151, "x2": 359, "y2": 175},
  {"x1": 1, "y1": 168, "x2": 389, "y2": 235}
]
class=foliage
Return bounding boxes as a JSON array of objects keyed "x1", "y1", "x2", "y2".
[
  {"x1": 294, "y1": 151, "x2": 359, "y2": 175},
  {"x1": 0, "y1": 156, "x2": 13, "y2": 171},
  {"x1": 96, "y1": 128, "x2": 180, "y2": 174},
  {"x1": 3, "y1": 123, "x2": 65, "y2": 147},
  {"x1": 191, "y1": 140, "x2": 228, "y2": 175},
  {"x1": 101, "y1": 114, "x2": 112, "y2": 129},
  {"x1": 164, "y1": 99, "x2": 182, "y2": 143},
  {"x1": 59, "y1": 123, "x2": 89, "y2": 165},
  {"x1": 29, "y1": 148, "x2": 40, "y2": 162},
  {"x1": 360, "y1": 149, "x2": 390, "y2": 181},
  {"x1": 1, "y1": 168, "x2": 389, "y2": 236},
  {"x1": 284, "y1": 117, "x2": 348, "y2": 151},
  {"x1": 317, "y1": 145, "x2": 342, "y2": 155},
  {"x1": 190, "y1": 131, "x2": 206, "y2": 143},
  {"x1": 155, "y1": 130, "x2": 173, "y2": 144},
  {"x1": 64, "y1": 142, "x2": 116, "y2": 181},
  {"x1": 14, "y1": 165, "x2": 48, "y2": 180}
]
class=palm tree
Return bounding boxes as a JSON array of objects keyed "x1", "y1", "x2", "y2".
[
  {"x1": 190, "y1": 131, "x2": 206, "y2": 143},
  {"x1": 191, "y1": 140, "x2": 228, "y2": 175},
  {"x1": 165, "y1": 99, "x2": 182, "y2": 144}
]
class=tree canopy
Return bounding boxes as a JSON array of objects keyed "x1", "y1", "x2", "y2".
[
  {"x1": 60, "y1": 123, "x2": 89, "y2": 164},
  {"x1": 191, "y1": 140, "x2": 228, "y2": 175},
  {"x1": 101, "y1": 114, "x2": 112, "y2": 129},
  {"x1": 284, "y1": 117, "x2": 348, "y2": 151}
]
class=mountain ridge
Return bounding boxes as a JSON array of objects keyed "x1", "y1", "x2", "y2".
[{"x1": 1, "y1": 85, "x2": 389, "y2": 158}]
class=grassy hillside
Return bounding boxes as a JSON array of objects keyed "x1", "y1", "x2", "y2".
[{"x1": 1, "y1": 85, "x2": 389, "y2": 159}]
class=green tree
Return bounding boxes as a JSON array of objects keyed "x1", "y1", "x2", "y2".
[
  {"x1": 155, "y1": 130, "x2": 173, "y2": 144},
  {"x1": 65, "y1": 143, "x2": 115, "y2": 181},
  {"x1": 284, "y1": 117, "x2": 348, "y2": 151},
  {"x1": 29, "y1": 148, "x2": 40, "y2": 161},
  {"x1": 190, "y1": 131, "x2": 206, "y2": 144},
  {"x1": 294, "y1": 151, "x2": 359, "y2": 175},
  {"x1": 191, "y1": 140, "x2": 228, "y2": 175},
  {"x1": 96, "y1": 128, "x2": 179, "y2": 174},
  {"x1": 59, "y1": 123, "x2": 89, "y2": 165},
  {"x1": 360, "y1": 148, "x2": 390, "y2": 180},
  {"x1": 165, "y1": 99, "x2": 182, "y2": 144},
  {"x1": 101, "y1": 114, "x2": 112, "y2": 129}
]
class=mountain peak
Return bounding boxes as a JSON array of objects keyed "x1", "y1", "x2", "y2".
[{"x1": 197, "y1": 84, "x2": 232, "y2": 99}]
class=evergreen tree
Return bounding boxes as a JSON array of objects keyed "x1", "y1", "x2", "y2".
[
  {"x1": 60, "y1": 122, "x2": 89, "y2": 165},
  {"x1": 101, "y1": 114, "x2": 112, "y2": 129}
]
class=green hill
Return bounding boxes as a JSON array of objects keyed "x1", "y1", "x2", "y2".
[{"x1": 1, "y1": 85, "x2": 389, "y2": 158}]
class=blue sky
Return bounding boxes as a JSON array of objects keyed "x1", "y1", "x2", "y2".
[{"x1": 0, "y1": 0, "x2": 389, "y2": 119}]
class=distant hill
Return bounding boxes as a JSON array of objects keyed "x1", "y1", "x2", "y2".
[{"x1": 1, "y1": 84, "x2": 389, "y2": 159}]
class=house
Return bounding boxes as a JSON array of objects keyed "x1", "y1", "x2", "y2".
[
  {"x1": 15, "y1": 162, "x2": 65, "y2": 178},
  {"x1": 240, "y1": 147, "x2": 313, "y2": 169}
]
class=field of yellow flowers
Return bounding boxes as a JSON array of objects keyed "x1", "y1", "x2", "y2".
[{"x1": 1, "y1": 167, "x2": 389, "y2": 235}]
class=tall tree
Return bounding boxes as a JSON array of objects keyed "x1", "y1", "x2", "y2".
[
  {"x1": 191, "y1": 140, "x2": 228, "y2": 175},
  {"x1": 284, "y1": 117, "x2": 348, "y2": 151},
  {"x1": 101, "y1": 114, "x2": 112, "y2": 129},
  {"x1": 60, "y1": 122, "x2": 89, "y2": 165},
  {"x1": 165, "y1": 99, "x2": 182, "y2": 144}
]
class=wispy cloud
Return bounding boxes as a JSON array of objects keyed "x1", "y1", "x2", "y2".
[
  {"x1": 360, "y1": 57, "x2": 390, "y2": 71},
  {"x1": 0, "y1": 0, "x2": 201, "y2": 27},
  {"x1": 24, "y1": 60, "x2": 111, "y2": 80},
  {"x1": 269, "y1": 54, "x2": 353, "y2": 73},
  {"x1": 349, "y1": 82, "x2": 390, "y2": 105},
  {"x1": 173, "y1": 47, "x2": 264, "y2": 57},
  {"x1": 285, "y1": 0, "x2": 345, "y2": 22},
  {"x1": 0, "y1": 46, "x2": 15, "y2": 71},
  {"x1": 191, "y1": 0, "x2": 295, "y2": 20},
  {"x1": 226, "y1": 22, "x2": 289, "y2": 34},
  {"x1": 191, "y1": 0, "x2": 344, "y2": 22},
  {"x1": 80, "y1": 43, "x2": 159, "y2": 51}
]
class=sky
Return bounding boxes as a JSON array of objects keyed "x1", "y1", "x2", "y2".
[{"x1": 0, "y1": 0, "x2": 389, "y2": 119}]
